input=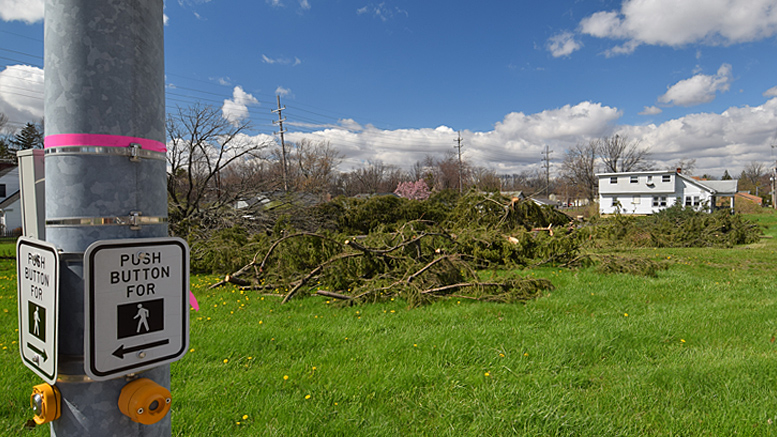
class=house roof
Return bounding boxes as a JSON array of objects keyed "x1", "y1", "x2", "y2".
[
  {"x1": 596, "y1": 169, "x2": 676, "y2": 177},
  {"x1": 735, "y1": 192, "x2": 762, "y2": 204},
  {"x1": 679, "y1": 175, "x2": 738, "y2": 195},
  {"x1": 0, "y1": 190, "x2": 20, "y2": 209}
]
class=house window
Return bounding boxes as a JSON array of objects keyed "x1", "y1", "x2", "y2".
[
  {"x1": 630, "y1": 176, "x2": 638, "y2": 184},
  {"x1": 660, "y1": 196, "x2": 667, "y2": 207},
  {"x1": 611, "y1": 197, "x2": 619, "y2": 206},
  {"x1": 693, "y1": 196, "x2": 700, "y2": 207},
  {"x1": 632, "y1": 195, "x2": 640, "y2": 204},
  {"x1": 0, "y1": 184, "x2": 5, "y2": 198},
  {"x1": 610, "y1": 177, "x2": 618, "y2": 184},
  {"x1": 662, "y1": 175, "x2": 671, "y2": 183},
  {"x1": 653, "y1": 196, "x2": 667, "y2": 207},
  {"x1": 685, "y1": 196, "x2": 692, "y2": 206}
]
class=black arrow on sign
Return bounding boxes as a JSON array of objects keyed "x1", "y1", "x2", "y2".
[
  {"x1": 112, "y1": 339, "x2": 169, "y2": 359},
  {"x1": 27, "y1": 343, "x2": 48, "y2": 362}
]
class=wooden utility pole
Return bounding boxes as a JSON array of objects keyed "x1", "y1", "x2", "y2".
[
  {"x1": 272, "y1": 95, "x2": 289, "y2": 192},
  {"x1": 455, "y1": 131, "x2": 464, "y2": 193}
]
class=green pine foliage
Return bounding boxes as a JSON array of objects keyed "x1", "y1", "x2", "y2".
[{"x1": 590, "y1": 204, "x2": 762, "y2": 248}]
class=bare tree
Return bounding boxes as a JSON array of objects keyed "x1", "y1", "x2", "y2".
[
  {"x1": 470, "y1": 167, "x2": 501, "y2": 192},
  {"x1": 166, "y1": 104, "x2": 272, "y2": 222},
  {"x1": 424, "y1": 152, "x2": 466, "y2": 191},
  {"x1": 672, "y1": 158, "x2": 696, "y2": 175},
  {"x1": 739, "y1": 161, "x2": 767, "y2": 196},
  {"x1": 598, "y1": 134, "x2": 652, "y2": 173},
  {"x1": 289, "y1": 139, "x2": 343, "y2": 194},
  {"x1": 561, "y1": 140, "x2": 599, "y2": 202}
]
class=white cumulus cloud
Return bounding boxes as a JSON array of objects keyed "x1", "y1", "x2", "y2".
[
  {"x1": 221, "y1": 86, "x2": 259, "y2": 125},
  {"x1": 0, "y1": 65, "x2": 44, "y2": 123},
  {"x1": 275, "y1": 86, "x2": 292, "y2": 97},
  {"x1": 658, "y1": 64, "x2": 733, "y2": 107},
  {"x1": 764, "y1": 86, "x2": 777, "y2": 98},
  {"x1": 580, "y1": 0, "x2": 777, "y2": 55},
  {"x1": 639, "y1": 106, "x2": 663, "y2": 115},
  {"x1": 0, "y1": 0, "x2": 44, "y2": 23},
  {"x1": 547, "y1": 32, "x2": 582, "y2": 58},
  {"x1": 283, "y1": 101, "x2": 622, "y2": 174}
]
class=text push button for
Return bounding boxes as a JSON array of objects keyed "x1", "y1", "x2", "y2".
[{"x1": 84, "y1": 237, "x2": 189, "y2": 381}]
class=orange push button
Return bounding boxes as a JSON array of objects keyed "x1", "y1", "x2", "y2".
[
  {"x1": 31, "y1": 383, "x2": 61, "y2": 425},
  {"x1": 118, "y1": 378, "x2": 171, "y2": 425}
]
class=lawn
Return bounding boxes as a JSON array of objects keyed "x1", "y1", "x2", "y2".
[{"x1": 2, "y1": 213, "x2": 777, "y2": 435}]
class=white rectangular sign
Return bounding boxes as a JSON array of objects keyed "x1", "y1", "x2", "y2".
[
  {"x1": 84, "y1": 237, "x2": 189, "y2": 381},
  {"x1": 17, "y1": 237, "x2": 59, "y2": 384}
]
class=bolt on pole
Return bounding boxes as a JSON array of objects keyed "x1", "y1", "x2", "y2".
[{"x1": 44, "y1": 0, "x2": 170, "y2": 435}]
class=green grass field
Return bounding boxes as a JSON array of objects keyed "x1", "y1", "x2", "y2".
[{"x1": 2, "y1": 214, "x2": 777, "y2": 435}]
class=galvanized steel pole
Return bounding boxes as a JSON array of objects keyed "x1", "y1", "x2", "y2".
[{"x1": 44, "y1": 0, "x2": 170, "y2": 435}]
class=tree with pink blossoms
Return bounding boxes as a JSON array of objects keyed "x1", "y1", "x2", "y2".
[{"x1": 394, "y1": 179, "x2": 430, "y2": 201}]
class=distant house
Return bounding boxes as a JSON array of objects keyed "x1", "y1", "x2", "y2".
[
  {"x1": 0, "y1": 164, "x2": 21, "y2": 234},
  {"x1": 597, "y1": 169, "x2": 737, "y2": 215}
]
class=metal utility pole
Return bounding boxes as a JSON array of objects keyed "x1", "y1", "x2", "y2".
[
  {"x1": 541, "y1": 144, "x2": 553, "y2": 194},
  {"x1": 272, "y1": 95, "x2": 289, "y2": 192},
  {"x1": 43, "y1": 0, "x2": 172, "y2": 435},
  {"x1": 454, "y1": 131, "x2": 464, "y2": 193}
]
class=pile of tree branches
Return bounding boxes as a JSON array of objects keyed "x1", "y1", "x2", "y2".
[{"x1": 204, "y1": 192, "x2": 577, "y2": 305}]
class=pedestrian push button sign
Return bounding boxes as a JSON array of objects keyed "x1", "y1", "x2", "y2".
[
  {"x1": 17, "y1": 237, "x2": 59, "y2": 384},
  {"x1": 84, "y1": 238, "x2": 189, "y2": 381}
]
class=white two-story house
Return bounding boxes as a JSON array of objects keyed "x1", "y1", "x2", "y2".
[{"x1": 597, "y1": 169, "x2": 737, "y2": 215}]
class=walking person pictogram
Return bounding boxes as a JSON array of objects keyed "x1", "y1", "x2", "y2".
[
  {"x1": 33, "y1": 306, "x2": 41, "y2": 336},
  {"x1": 134, "y1": 304, "x2": 150, "y2": 333}
]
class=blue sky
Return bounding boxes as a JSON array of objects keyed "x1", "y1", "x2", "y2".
[{"x1": 2, "y1": 0, "x2": 777, "y2": 177}]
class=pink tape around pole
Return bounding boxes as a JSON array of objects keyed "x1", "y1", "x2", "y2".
[{"x1": 45, "y1": 133, "x2": 166, "y2": 153}]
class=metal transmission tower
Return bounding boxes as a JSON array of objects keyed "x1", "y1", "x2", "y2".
[
  {"x1": 272, "y1": 95, "x2": 289, "y2": 192},
  {"x1": 455, "y1": 131, "x2": 464, "y2": 193},
  {"x1": 541, "y1": 144, "x2": 553, "y2": 195}
]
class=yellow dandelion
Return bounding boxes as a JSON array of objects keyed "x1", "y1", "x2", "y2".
[
  {"x1": 189, "y1": 348, "x2": 195, "y2": 353},
  {"x1": 283, "y1": 375, "x2": 289, "y2": 380},
  {"x1": 223, "y1": 359, "x2": 229, "y2": 364},
  {"x1": 485, "y1": 372, "x2": 491, "y2": 377},
  {"x1": 242, "y1": 415, "x2": 248, "y2": 420},
  {"x1": 305, "y1": 395, "x2": 311, "y2": 400},
  {"x1": 681, "y1": 339, "x2": 686, "y2": 343},
  {"x1": 624, "y1": 313, "x2": 629, "y2": 317}
]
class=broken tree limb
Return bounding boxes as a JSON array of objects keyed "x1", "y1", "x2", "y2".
[
  {"x1": 420, "y1": 282, "x2": 502, "y2": 295},
  {"x1": 315, "y1": 290, "x2": 353, "y2": 300},
  {"x1": 282, "y1": 252, "x2": 362, "y2": 304},
  {"x1": 406, "y1": 255, "x2": 454, "y2": 283}
]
